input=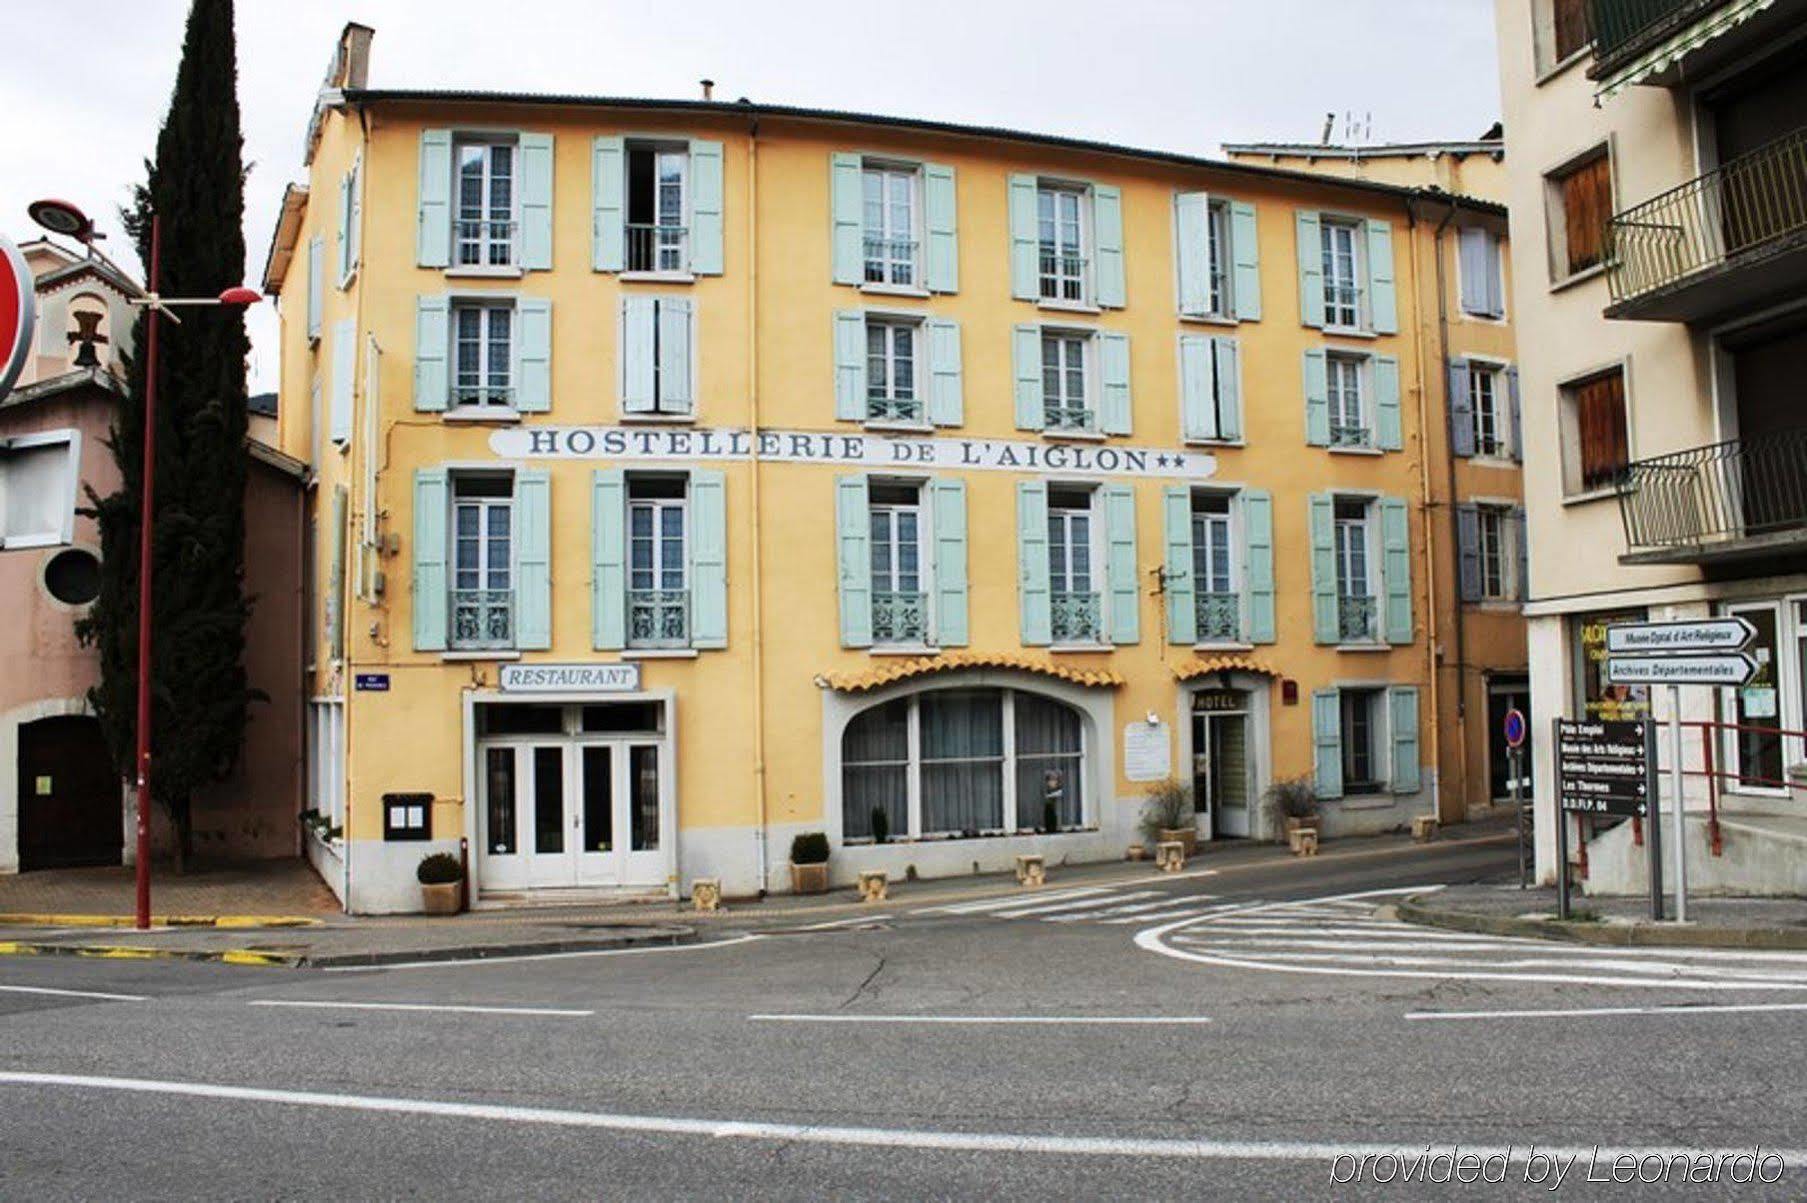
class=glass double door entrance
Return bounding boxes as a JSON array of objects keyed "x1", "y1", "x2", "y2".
[
  {"x1": 480, "y1": 739, "x2": 663, "y2": 889},
  {"x1": 1191, "y1": 692, "x2": 1252, "y2": 839}
]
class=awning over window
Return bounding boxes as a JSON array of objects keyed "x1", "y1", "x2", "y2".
[
  {"x1": 1595, "y1": 0, "x2": 1775, "y2": 102},
  {"x1": 1172, "y1": 654, "x2": 1281, "y2": 682},
  {"x1": 816, "y1": 651, "x2": 1125, "y2": 693}
]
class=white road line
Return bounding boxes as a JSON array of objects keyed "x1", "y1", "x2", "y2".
[
  {"x1": 3, "y1": 1071, "x2": 1802, "y2": 1167},
  {"x1": 1046, "y1": 894, "x2": 1218, "y2": 922},
  {"x1": 1184, "y1": 949, "x2": 1807, "y2": 983},
  {"x1": 1407, "y1": 1002, "x2": 1807, "y2": 1021},
  {"x1": 246, "y1": 1000, "x2": 594, "y2": 1018},
  {"x1": 985, "y1": 891, "x2": 1166, "y2": 919},
  {"x1": 1101, "y1": 906, "x2": 1227, "y2": 926},
  {"x1": 748, "y1": 1013, "x2": 1213, "y2": 1025},
  {"x1": 1142, "y1": 946, "x2": 1807, "y2": 991},
  {"x1": 320, "y1": 932, "x2": 765, "y2": 973},
  {"x1": 912, "y1": 887, "x2": 1113, "y2": 916},
  {"x1": 0, "y1": 984, "x2": 147, "y2": 1003}
]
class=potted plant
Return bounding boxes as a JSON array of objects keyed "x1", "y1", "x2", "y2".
[
  {"x1": 789, "y1": 831, "x2": 831, "y2": 894},
  {"x1": 1139, "y1": 777, "x2": 1197, "y2": 857},
  {"x1": 416, "y1": 852, "x2": 463, "y2": 915},
  {"x1": 1263, "y1": 775, "x2": 1320, "y2": 847}
]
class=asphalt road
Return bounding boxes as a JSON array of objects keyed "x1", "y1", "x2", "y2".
[{"x1": 4, "y1": 833, "x2": 1805, "y2": 1201}]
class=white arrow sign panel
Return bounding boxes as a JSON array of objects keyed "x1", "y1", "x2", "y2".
[
  {"x1": 1605, "y1": 617, "x2": 1755, "y2": 654},
  {"x1": 1606, "y1": 654, "x2": 1758, "y2": 687}
]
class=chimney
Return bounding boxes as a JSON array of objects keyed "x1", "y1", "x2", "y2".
[
  {"x1": 334, "y1": 23, "x2": 374, "y2": 90},
  {"x1": 700, "y1": 78, "x2": 715, "y2": 101}
]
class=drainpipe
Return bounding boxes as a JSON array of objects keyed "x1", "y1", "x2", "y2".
[
  {"x1": 745, "y1": 117, "x2": 770, "y2": 896},
  {"x1": 1405, "y1": 195, "x2": 1443, "y2": 828},
  {"x1": 1430, "y1": 193, "x2": 1472, "y2": 818}
]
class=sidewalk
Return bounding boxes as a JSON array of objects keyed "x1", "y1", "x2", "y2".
[
  {"x1": 1398, "y1": 880, "x2": 1807, "y2": 950},
  {"x1": 0, "y1": 859, "x2": 339, "y2": 926}
]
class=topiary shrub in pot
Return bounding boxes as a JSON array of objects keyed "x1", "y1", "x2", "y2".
[
  {"x1": 416, "y1": 851, "x2": 464, "y2": 915},
  {"x1": 790, "y1": 831, "x2": 831, "y2": 894},
  {"x1": 1139, "y1": 777, "x2": 1197, "y2": 857}
]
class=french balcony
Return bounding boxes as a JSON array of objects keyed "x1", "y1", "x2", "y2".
[
  {"x1": 1044, "y1": 404, "x2": 1099, "y2": 435},
  {"x1": 1050, "y1": 591, "x2": 1103, "y2": 645},
  {"x1": 628, "y1": 588, "x2": 690, "y2": 649},
  {"x1": 624, "y1": 223, "x2": 689, "y2": 274},
  {"x1": 1617, "y1": 429, "x2": 1807, "y2": 564},
  {"x1": 1037, "y1": 250, "x2": 1089, "y2": 304},
  {"x1": 866, "y1": 392, "x2": 924, "y2": 425},
  {"x1": 1337, "y1": 593, "x2": 1378, "y2": 644},
  {"x1": 1587, "y1": 0, "x2": 1795, "y2": 96},
  {"x1": 1604, "y1": 128, "x2": 1807, "y2": 322},
  {"x1": 451, "y1": 588, "x2": 514, "y2": 651},
  {"x1": 1195, "y1": 590, "x2": 1242, "y2": 642},
  {"x1": 872, "y1": 590, "x2": 929, "y2": 645},
  {"x1": 454, "y1": 218, "x2": 517, "y2": 270},
  {"x1": 863, "y1": 236, "x2": 919, "y2": 288},
  {"x1": 1330, "y1": 423, "x2": 1373, "y2": 450}
]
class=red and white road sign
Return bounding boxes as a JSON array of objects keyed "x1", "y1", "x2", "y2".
[{"x1": 0, "y1": 235, "x2": 36, "y2": 403}]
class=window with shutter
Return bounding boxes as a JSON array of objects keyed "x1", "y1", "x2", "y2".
[
  {"x1": 1552, "y1": 0, "x2": 1591, "y2": 63},
  {"x1": 1551, "y1": 149, "x2": 1612, "y2": 278},
  {"x1": 1562, "y1": 366, "x2": 1629, "y2": 494}
]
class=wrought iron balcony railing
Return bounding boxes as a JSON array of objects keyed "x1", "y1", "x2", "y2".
[
  {"x1": 866, "y1": 393, "x2": 924, "y2": 424},
  {"x1": 1617, "y1": 428, "x2": 1807, "y2": 557},
  {"x1": 1330, "y1": 423, "x2": 1373, "y2": 449},
  {"x1": 452, "y1": 588, "x2": 514, "y2": 650},
  {"x1": 1606, "y1": 127, "x2": 1807, "y2": 308},
  {"x1": 1586, "y1": 0, "x2": 1721, "y2": 66},
  {"x1": 872, "y1": 590, "x2": 929, "y2": 645},
  {"x1": 863, "y1": 236, "x2": 919, "y2": 286},
  {"x1": 1323, "y1": 282, "x2": 1365, "y2": 329},
  {"x1": 624, "y1": 223, "x2": 689, "y2": 273},
  {"x1": 628, "y1": 588, "x2": 690, "y2": 648},
  {"x1": 1195, "y1": 590, "x2": 1242, "y2": 642},
  {"x1": 1037, "y1": 250, "x2": 1089, "y2": 302},
  {"x1": 1045, "y1": 405, "x2": 1099, "y2": 434},
  {"x1": 1051, "y1": 591, "x2": 1103, "y2": 644},
  {"x1": 452, "y1": 383, "x2": 514, "y2": 410},
  {"x1": 1337, "y1": 593, "x2": 1378, "y2": 643},
  {"x1": 455, "y1": 218, "x2": 517, "y2": 268}
]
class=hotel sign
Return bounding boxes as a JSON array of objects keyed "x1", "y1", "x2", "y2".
[
  {"x1": 499, "y1": 663, "x2": 642, "y2": 694},
  {"x1": 490, "y1": 425, "x2": 1217, "y2": 480}
]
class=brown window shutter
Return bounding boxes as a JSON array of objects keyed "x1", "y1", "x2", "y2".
[
  {"x1": 1554, "y1": 0, "x2": 1591, "y2": 63},
  {"x1": 1562, "y1": 154, "x2": 1612, "y2": 276},
  {"x1": 1576, "y1": 369, "x2": 1628, "y2": 491}
]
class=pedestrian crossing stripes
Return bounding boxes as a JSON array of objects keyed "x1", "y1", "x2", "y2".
[
  {"x1": 1138, "y1": 888, "x2": 1807, "y2": 992},
  {"x1": 912, "y1": 882, "x2": 1227, "y2": 927}
]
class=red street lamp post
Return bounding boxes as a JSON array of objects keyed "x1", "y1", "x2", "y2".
[{"x1": 28, "y1": 200, "x2": 260, "y2": 930}]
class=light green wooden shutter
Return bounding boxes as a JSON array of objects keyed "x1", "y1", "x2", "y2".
[
  {"x1": 1099, "y1": 331, "x2": 1131, "y2": 435},
  {"x1": 306, "y1": 237, "x2": 323, "y2": 341},
  {"x1": 1213, "y1": 338, "x2": 1242, "y2": 442},
  {"x1": 1295, "y1": 209, "x2": 1324, "y2": 328},
  {"x1": 657, "y1": 297, "x2": 693, "y2": 413},
  {"x1": 1308, "y1": 493, "x2": 1337, "y2": 643},
  {"x1": 1302, "y1": 347, "x2": 1329, "y2": 446},
  {"x1": 836, "y1": 476, "x2": 872, "y2": 648},
  {"x1": 688, "y1": 139, "x2": 724, "y2": 275},
  {"x1": 347, "y1": 159, "x2": 362, "y2": 277},
  {"x1": 592, "y1": 136, "x2": 625, "y2": 272},
  {"x1": 413, "y1": 295, "x2": 449, "y2": 412},
  {"x1": 519, "y1": 132, "x2": 554, "y2": 270},
  {"x1": 1389, "y1": 686, "x2": 1421, "y2": 794},
  {"x1": 834, "y1": 310, "x2": 867, "y2": 421},
  {"x1": 688, "y1": 470, "x2": 727, "y2": 648},
  {"x1": 924, "y1": 162, "x2": 958, "y2": 293},
  {"x1": 329, "y1": 318, "x2": 354, "y2": 444},
  {"x1": 1380, "y1": 496, "x2": 1413, "y2": 645},
  {"x1": 514, "y1": 298, "x2": 552, "y2": 413},
  {"x1": 927, "y1": 318, "x2": 962, "y2": 427},
  {"x1": 592, "y1": 470, "x2": 626, "y2": 650},
  {"x1": 930, "y1": 478, "x2": 968, "y2": 646},
  {"x1": 1366, "y1": 219, "x2": 1397, "y2": 334},
  {"x1": 1312, "y1": 688, "x2": 1343, "y2": 800},
  {"x1": 1162, "y1": 485, "x2": 1196, "y2": 646},
  {"x1": 1231, "y1": 200, "x2": 1261, "y2": 321},
  {"x1": 417, "y1": 129, "x2": 452, "y2": 268},
  {"x1": 1093, "y1": 184, "x2": 1125, "y2": 308},
  {"x1": 1174, "y1": 192, "x2": 1211, "y2": 316},
  {"x1": 1008, "y1": 174, "x2": 1039, "y2": 300},
  {"x1": 1103, "y1": 484, "x2": 1139, "y2": 645},
  {"x1": 1240, "y1": 489, "x2": 1275, "y2": 644},
  {"x1": 1178, "y1": 334, "x2": 1216, "y2": 441},
  {"x1": 412, "y1": 468, "x2": 449, "y2": 651},
  {"x1": 1013, "y1": 324, "x2": 1043, "y2": 430},
  {"x1": 1373, "y1": 354, "x2": 1402, "y2": 450},
  {"x1": 515, "y1": 470, "x2": 552, "y2": 649},
  {"x1": 830, "y1": 152, "x2": 864, "y2": 285},
  {"x1": 621, "y1": 296, "x2": 657, "y2": 413},
  {"x1": 328, "y1": 486, "x2": 347, "y2": 661},
  {"x1": 337, "y1": 169, "x2": 353, "y2": 284},
  {"x1": 1017, "y1": 480, "x2": 1051, "y2": 645}
]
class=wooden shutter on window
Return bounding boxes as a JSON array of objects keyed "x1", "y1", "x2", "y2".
[
  {"x1": 1576, "y1": 368, "x2": 1628, "y2": 491},
  {"x1": 1174, "y1": 192, "x2": 1212, "y2": 316},
  {"x1": 1012, "y1": 324, "x2": 1044, "y2": 430},
  {"x1": 1312, "y1": 688, "x2": 1343, "y2": 800},
  {"x1": 413, "y1": 295, "x2": 449, "y2": 412},
  {"x1": 514, "y1": 298, "x2": 552, "y2": 414},
  {"x1": 1388, "y1": 686, "x2": 1422, "y2": 795},
  {"x1": 924, "y1": 163, "x2": 959, "y2": 294},
  {"x1": 412, "y1": 469, "x2": 449, "y2": 652},
  {"x1": 1017, "y1": 481, "x2": 1052, "y2": 646},
  {"x1": 689, "y1": 470, "x2": 727, "y2": 648},
  {"x1": 592, "y1": 136, "x2": 625, "y2": 272},
  {"x1": 930, "y1": 478, "x2": 969, "y2": 647},
  {"x1": 830, "y1": 152, "x2": 864, "y2": 285},
  {"x1": 926, "y1": 318, "x2": 963, "y2": 427},
  {"x1": 833, "y1": 310, "x2": 867, "y2": 422},
  {"x1": 1231, "y1": 201, "x2": 1262, "y2": 321},
  {"x1": 688, "y1": 140, "x2": 725, "y2": 275},
  {"x1": 1554, "y1": 0, "x2": 1591, "y2": 62},
  {"x1": 1562, "y1": 154, "x2": 1612, "y2": 276},
  {"x1": 835, "y1": 476, "x2": 872, "y2": 648},
  {"x1": 1102, "y1": 484, "x2": 1139, "y2": 645},
  {"x1": 416, "y1": 129, "x2": 452, "y2": 268},
  {"x1": 1456, "y1": 503, "x2": 1483, "y2": 602},
  {"x1": 519, "y1": 133, "x2": 555, "y2": 271},
  {"x1": 1308, "y1": 493, "x2": 1337, "y2": 644},
  {"x1": 1008, "y1": 175, "x2": 1040, "y2": 301},
  {"x1": 1162, "y1": 486, "x2": 1196, "y2": 646},
  {"x1": 1448, "y1": 358, "x2": 1475, "y2": 457},
  {"x1": 1240, "y1": 489, "x2": 1276, "y2": 644},
  {"x1": 592, "y1": 470, "x2": 627, "y2": 650},
  {"x1": 1093, "y1": 185, "x2": 1126, "y2": 308},
  {"x1": 514, "y1": 470, "x2": 552, "y2": 650}
]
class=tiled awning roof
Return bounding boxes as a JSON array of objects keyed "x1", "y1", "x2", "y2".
[
  {"x1": 816, "y1": 651, "x2": 1125, "y2": 693},
  {"x1": 1172, "y1": 655, "x2": 1282, "y2": 682}
]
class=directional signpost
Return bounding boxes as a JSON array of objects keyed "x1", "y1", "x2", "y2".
[{"x1": 1555, "y1": 718, "x2": 1661, "y2": 919}]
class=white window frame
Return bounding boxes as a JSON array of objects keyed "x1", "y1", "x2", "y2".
[
  {"x1": 1338, "y1": 687, "x2": 1389, "y2": 794},
  {"x1": 1191, "y1": 493, "x2": 1237, "y2": 596},
  {"x1": 450, "y1": 299, "x2": 516, "y2": 414},
  {"x1": 1541, "y1": 142, "x2": 1614, "y2": 288},
  {"x1": 1041, "y1": 329, "x2": 1096, "y2": 433},
  {"x1": 861, "y1": 161, "x2": 923, "y2": 290},
  {"x1": 1470, "y1": 360, "x2": 1511, "y2": 459},
  {"x1": 865, "y1": 316, "x2": 923, "y2": 425},
  {"x1": 1475, "y1": 503, "x2": 1517, "y2": 601},
  {"x1": 338, "y1": 153, "x2": 362, "y2": 288},
  {"x1": 868, "y1": 481, "x2": 932, "y2": 648},
  {"x1": 1556, "y1": 358, "x2": 1633, "y2": 500},
  {"x1": 1458, "y1": 228, "x2": 1505, "y2": 320},
  {"x1": 1320, "y1": 216, "x2": 1368, "y2": 332},
  {"x1": 1037, "y1": 183, "x2": 1091, "y2": 305},
  {"x1": 1048, "y1": 487, "x2": 1104, "y2": 647},
  {"x1": 1205, "y1": 199, "x2": 1233, "y2": 319},
  {"x1": 624, "y1": 140, "x2": 692, "y2": 277},
  {"x1": 1333, "y1": 496, "x2": 1380, "y2": 646},
  {"x1": 0, "y1": 429, "x2": 82, "y2": 549},
  {"x1": 1719, "y1": 598, "x2": 1794, "y2": 799},
  {"x1": 306, "y1": 697, "x2": 347, "y2": 841},
  {"x1": 1327, "y1": 352, "x2": 1370, "y2": 449},
  {"x1": 450, "y1": 475, "x2": 517, "y2": 651},
  {"x1": 452, "y1": 135, "x2": 520, "y2": 270},
  {"x1": 627, "y1": 479, "x2": 691, "y2": 650}
]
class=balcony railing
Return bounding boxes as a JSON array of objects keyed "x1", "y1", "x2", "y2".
[
  {"x1": 1587, "y1": 0, "x2": 1723, "y2": 67},
  {"x1": 1337, "y1": 593, "x2": 1378, "y2": 643},
  {"x1": 1617, "y1": 428, "x2": 1807, "y2": 560},
  {"x1": 455, "y1": 218, "x2": 516, "y2": 268},
  {"x1": 867, "y1": 393, "x2": 924, "y2": 425},
  {"x1": 1195, "y1": 591, "x2": 1242, "y2": 642},
  {"x1": 872, "y1": 590, "x2": 929, "y2": 645},
  {"x1": 1051, "y1": 591, "x2": 1103, "y2": 644},
  {"x1": 625, "y1": 223, "x2": 689, "y2": 273},
  {"x1": 1038, "y1": 250, "x2": 1088, "y2": 302},
  {"x1": 863, "y1": 236, "x2": 919, "y2": 286},
  {"x1": 1330, "y1": 423, "x2": 1373, "y2": 449},
  {"x1": 628, "y1": 588, "x2": 690, "y2": 648},
  {"x1": 1606, "y1": 128, "x2": 1807, "y2": 310},
  {"x1": 452, "y1": 589, "x2": 514, "y2": 650},
  {"x1": 1045, "y1": 404, "x2": 1099, "y2": 434}
]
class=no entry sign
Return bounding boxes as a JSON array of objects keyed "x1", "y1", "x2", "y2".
[{"x1": 0, "y1": 235, "x2": 35, "y2": 403}]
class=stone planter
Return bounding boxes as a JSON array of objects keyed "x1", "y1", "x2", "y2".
[
  {"x1": 1159, "y1": 827, "x2": 1198, "y2": 858},
  {"x1": 1126, "y1": 843, "x2": 1146, "y2": 862},
  {"x1": 790, "y1": 861, "x2": 830, "y2": 895},
  {"x1": 420, "y1": 881, "x2": 461, "y2": 915}
]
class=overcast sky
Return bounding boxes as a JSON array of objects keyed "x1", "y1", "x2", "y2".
[{"x1": 2, "y1": 0, "x2": 1500, "y2": 393}]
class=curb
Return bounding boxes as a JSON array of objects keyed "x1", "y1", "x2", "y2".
[
  {"x1": 0, "y1": 940, "x2": 301, "y2": 967},
  {"x1": 0, "y1": 913, "x2": 325, "y2": 930},
  {"x1": 1396, "y1": 895, "x2": 1807, "y2": 951}
]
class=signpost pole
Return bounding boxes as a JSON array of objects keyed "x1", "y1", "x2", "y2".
[
  {"x1": 1645, "y1": 718, "x2": 1663, "y2": 921},
  {"x1": 1669, "y1": 683, "x2": 1688, "y2": 923},
  {"x1": 1512, "y1": 747, "x2": 1527, "y2": 890},
  {"x1": 1552, "y1": 717, "x2": 1570, "y2": 921}
]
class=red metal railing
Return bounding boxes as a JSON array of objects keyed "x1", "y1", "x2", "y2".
[{"x1": 1679, "y1": 717, "x2": 1802, "y2": 857}]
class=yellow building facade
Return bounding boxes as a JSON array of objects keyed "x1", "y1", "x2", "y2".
[{"x1": 267, "y1": 28, "x2": 1522, "y2": 911}]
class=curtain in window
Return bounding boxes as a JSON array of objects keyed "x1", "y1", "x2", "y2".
[
  {"x1": 1014, "y1": 693, "x2": 1083, "y2": 829},
  {"x1": 842, "y1": 698, "x2": 909, "y2": 839},
  {"x1": 921, "y1": 690, "x2": 1004, "y2": 833}
]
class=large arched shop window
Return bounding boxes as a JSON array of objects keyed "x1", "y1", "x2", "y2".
[{"x1": 841, "y1": 688, "x2": 1084, "y2": 840}]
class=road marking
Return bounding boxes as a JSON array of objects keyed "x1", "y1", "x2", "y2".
[
  {"x1": 747, "y1": 1014, "x2": 1213, "y2": 1025},
  {"x1": 320, "y1": 933, "x2": 765, "y2": 973},
  {"x1": 246, "y1": 1000, "x2": 593, "y2": 1018},
  {"x1": 3, "y1": 1071, "x2": 1801, "y2": 1166},
  {"x1": 1099, "y1": 906, "x2": 1227, "y2": 925},
  {"x1": 1408, "y1": 1002, "x2": 1807, "y2": 1022},
  {"x1": 1047, "y1": 894, "x2": 1219, "y2": 922},
  {"x1": 913, "y1": 887, "x2": 1113, "y2": 915},
  {"x1": 0, "y1": 984, "x2": 147, "y2": 1002},
  {"x1": 984, "y1": 890, "x2": 1166, "y2": 919}
]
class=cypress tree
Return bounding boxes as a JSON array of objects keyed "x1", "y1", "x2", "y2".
[{"x1": 77, "y1": 0, "x2": 255, "y2": 870}]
